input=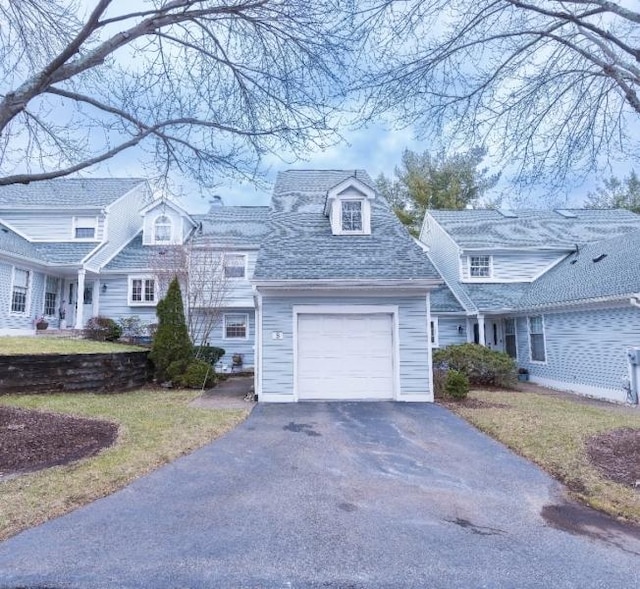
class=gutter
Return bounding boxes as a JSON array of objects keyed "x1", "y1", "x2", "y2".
[
  {"x1": 252, "y1": 278, "x2": 443, "y2": 290},
  {"x1": 631, "y1": 294, "x2": 640, "y2": 309}
]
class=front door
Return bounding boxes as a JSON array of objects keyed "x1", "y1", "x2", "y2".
[
  {"x1": 486, "y1": 320, "x2": 504, "y2": 352},
  {"x1": 65, "y1": 282, "x2": 76, "y2": 327}
]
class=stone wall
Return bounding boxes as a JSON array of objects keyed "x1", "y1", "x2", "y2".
[{"x1": 0, "y1": 352, "x2": 150, "y2": 394}]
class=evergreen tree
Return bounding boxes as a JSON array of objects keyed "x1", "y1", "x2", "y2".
[
  {"x1": 376, "y1": 147, "x2": 500, "y2": 237},
  {"x1": 149, "y1": 277, "x2": 193, "y2": 381},
  {"x1": 584, "y1": 171, "x2": 640, "y2": 214}
]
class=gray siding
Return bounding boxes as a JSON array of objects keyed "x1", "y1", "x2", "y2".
[
  {"x1": 206, "y1": 309, "x2": 255, "y2": 368},
  {"x1": 225, "y1": 250, "x2": 258, "y2": 307},
  {"x1": 0, "y1": 261, "x2": 47, "y2": 332},
  {"x1": 460, "y1": 251, "x2": 563, "y2": 281},
  {"x1": 435, "y1": 316, "x2": 468, "y2": 348},
  {"x1": 420, "y1": 214, "x2": 475, "y2": 311},
  {"x1": 88, "y1": 185, "x2": 150, "y2": 271},
  {"x1": 260, "y1": 294, "x2": 430, "y2": 399},
  {"x1": 99, "y1": 275, "x2": 158, "y2": 324},
  {"x1": 515, "y1": 306, "x2": 640, "y2": 402},
  {"x1": 1, "y1": 211, "x2": 105, "y2": 242}
]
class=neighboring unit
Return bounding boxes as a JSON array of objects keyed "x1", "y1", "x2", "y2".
[
  {"x1": 420, "y1": 209, "x2": 640, "y2": 403},
  {"x1": 0, "y1": 171, "x2": 442, "y2": 402}
]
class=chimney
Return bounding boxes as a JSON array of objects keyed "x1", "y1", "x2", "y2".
[{"x1": 209, "y1": 195, "x2": 224, "y2": 207}]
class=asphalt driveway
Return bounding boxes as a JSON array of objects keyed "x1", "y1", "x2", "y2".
[{"x1": 1, "y1": 402, "x2": 639, "y2": 588}]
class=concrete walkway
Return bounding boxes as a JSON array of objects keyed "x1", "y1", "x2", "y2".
[
  {"x1": 0, "y1": 402, "x2": 639, "y2": 588},
  {"x1": 189, "y1": 375, "x2": 255, "y2": 410}
]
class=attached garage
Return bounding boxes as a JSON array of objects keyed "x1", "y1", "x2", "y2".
[{"x1": 295, "y1": 309, "x2": 397, "y2": 401}]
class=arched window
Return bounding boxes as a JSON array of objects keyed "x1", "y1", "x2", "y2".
[{"x1": 154, "y1": 215, "x2": 172, "y2": 243}]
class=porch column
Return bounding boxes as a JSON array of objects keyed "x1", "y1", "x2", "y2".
[
  {"x1": 477, "y1": 314, "x2": 486, "y2": 346},
  {"x1": 92, "y1": 279, "x2": 100, "y2": 318},
  {"x1": 75, "y1": 269, "x2": 86, "y2": 329}
]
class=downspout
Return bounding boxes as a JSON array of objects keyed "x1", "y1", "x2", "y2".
[
  {"x1": 627, "y1": 295, "x2": 640, "y2": 404},
  {"x1": 254, "y1": 288, "x2": 263, "y2": 401}
]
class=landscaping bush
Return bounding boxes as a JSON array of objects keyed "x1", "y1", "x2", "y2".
[
  {"x1": 85, "y1": 316, "x2": 122, "y2": 342},
  {"x1": 149, "y1": 277, "x2": 193, "y2": 381},
  {"x1": 179, "y1": 359, "x2": 216, "y2": 389},
  {"x1": 193, "y1": 345, "x2": 225, "y2": 365},
  {"x1": 444, "y1": 370, "x2": 469, "y2": 400},
  {"x1": 433, "y1": 343, "x2": 516, "y2": 388}
]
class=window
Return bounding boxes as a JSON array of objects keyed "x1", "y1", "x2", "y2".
[
  {"x1": 11, "y1": 268, "x2": 29, "y2": 313},
  {"x1": 154, "y1": 215, "x2": 172, "y2": 243},
  {"x1": 224, "y1": 313, "x2": 248, "y2": 339},
  {"x1": 430, "y1": 319, "x2": 439, "y2": 347},
  {"x1": 224, "y1": 254, "x2": 246, "y2": 279},
  {"x1": 469, "y1": 255, "x2": 491, "y2": 278},
  {"x1": 44, "y1": 277, "x2": 60, "y2": 316},
  {"x1": 341, "y1": 200, "x2": 363, "y2": 232},
  {"x1": 528, "y1": 315, "x2": 546, "y2": 362},
  {"x1": 129, "y1": 277, "x2": 156, "y2": 305},
  {"x1": 73, "y1": 217, "x2": 97, "y2": 239},
  {"x1": 504, "y1": 318, "x2": 517, "y2": 359}
]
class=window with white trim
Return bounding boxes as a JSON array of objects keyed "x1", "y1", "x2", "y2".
[
  {"x1": 528, "y1": 315, "x2": 546, "y2": 362},
  {"x1": 154, "y1": 215, "x2": 172, "y2": 243},
  {"x1": 224, "y1": 254, "x2": 246, "y2": 279},
  {"x1": 11, "y1": 268, "x2": 30, "y2": 313},
  {"x1": 504, "y1": 318, "x2": 517, "y2": 359},
  {"x1": 73, "y1": 216, "x2": 97, "y2": 239},
  {"x1": 129, "y1": 277, "x2": 156, "y2": 305},
  {"x1": 341, "y1": 200, "x2": 363, "y2": 232},
  {"x1": 430, "y1": 318, "x2": 439, "y2": 347},
  {"x1": 44, "y1": 277, "x2": 60, "y2": 316},
  {"x1": 224, "y1": 313, "x2": 248, "y2": 339},
  {"x1": 469, "y1": 255, "x2": 491, "y2": 278}
]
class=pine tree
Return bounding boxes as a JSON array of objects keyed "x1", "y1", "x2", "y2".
[{"x1": 149, "y1": 277, "x2": 193, "y2": 381}]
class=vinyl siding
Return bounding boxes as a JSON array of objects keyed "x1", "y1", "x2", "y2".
[
  {"x1": 206, "y1": 309, "x2": 255, "y2": 368},
  {"x1": 460, "y1": 251, "x2": 564, "y2": 282},
  {"x1": 260, "y1": 294, "x2": 430, "y2": 399},
  {"x1": 420, "y1": 214, "x2": 475, "y2": 311},
  {"x1": 0, "y1": 262, "x2": 46, "y2": 331},
  {"x1": 88, "y1": 185, "x2": 150, "y2": 271},
  {"x1": 435, "y1": 316, "x2": 468, "y2": 348},
  {"x1": 224, "y1": 250, "x2": 258, "y2": 307},
  {"x1": 1, "y1": 211, "x2": 105, "y2": 242},
  {"x1": 142, "y1": 206, "x2": 184, "y2": 246},
  {"x1": 515, "y1": 306, "x2": 640, "y2": 402}
]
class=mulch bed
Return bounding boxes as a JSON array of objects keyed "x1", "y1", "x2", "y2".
[
  {"x1": 0, "y1": 406, "x2": 118, "y2": 476},
  {"x1": 586, "y1": 428, "x2": 640, "y2": 487},
  {"x1": 439, "y1": 398, "x2": 510, "y2": 409}
]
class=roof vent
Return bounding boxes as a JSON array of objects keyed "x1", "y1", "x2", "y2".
[
  {"x1": 498, "y1": 209, "x2": 518, "y2": 218},
  {"x1": 209, "y1": 195, "x2": 224, "y2": 207},
  {"x1": 555, "y1": 209, "x2": 578, "y2": 218},
  {"x1": 592, "y1": 253, "x2": 607, "y2": 263}
]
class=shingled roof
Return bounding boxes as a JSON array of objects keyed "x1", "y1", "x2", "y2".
[
  {"x1": 429, "y1": 209, "x2": 640, "y2": 249},
  {"x1": 0, "y1": 178, "x2": 146, "y2": 208},
  {"x1": 192, "y1": 206, "x2": 271, "y2": 248},
  {"x1": 253, "y1": 170, "x2": 441, "y2": 282}
]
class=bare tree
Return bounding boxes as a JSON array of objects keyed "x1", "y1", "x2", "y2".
[
  {"x1": 0, "y1": 0, "x2": 356, "y2": 187},
  {"x1": 150, "y1": 239, "x2": 230, "y2": 351},
  {"x1": 361, "y1": 0, "x2": 640, "y2": 186}
]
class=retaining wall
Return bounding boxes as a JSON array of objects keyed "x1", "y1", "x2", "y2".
[{"x1": 0, "y1": 352, "x2": 151, "y2": 394}]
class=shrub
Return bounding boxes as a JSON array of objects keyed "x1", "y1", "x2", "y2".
[
  {"x1": 149, "y1": 277, "x2": 193, "y2": 381},
  {"x1": 193, "y1": 345, "x2": 225, "y2": 365},
  {"x1": 433, "y1": 343, "x2": 516, "y2": 388},
  {"x1": 432, "y1": 365, "x2": 448, "y2": 399},
  {"x1": 85, "y1": 316, "x2": 122, "y2": 342},
  {"x1": 444, "y1": 370, "x2": 469, "y2": 400},
  {"x1": 118, "y1": 316, "x2": 145, "y2": 340},
  {"x1": 179, "y1": 359, "x2": 216, "y2": 389},
  {"x1": 167, "y1": 359, "x2": 190, "y2": 383}
]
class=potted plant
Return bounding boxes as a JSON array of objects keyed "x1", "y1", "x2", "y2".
[
  {"x1": 35, "y1": 315, "x2": 49, "y2": 331},
  {"x1": 517, "y1": 367, "x2": 530, "y2": 382},
  {"x1": 231, "y1": 353, "x2": 243, "y2": 371},
  {"x1": 59, "y1": 304, "x2": 67, "y2": 329}
]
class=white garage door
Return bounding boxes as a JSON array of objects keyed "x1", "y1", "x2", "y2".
[{"x1": 297, "y1": 313, "x2": 395, "y2": 400}]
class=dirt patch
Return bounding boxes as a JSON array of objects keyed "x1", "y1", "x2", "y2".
[
  {"x1": 0, "y1": 406, "x2": 118, "y2": 476},
  {"x1": 586, "y1": 428, "x2": 640, "y2": 487}
]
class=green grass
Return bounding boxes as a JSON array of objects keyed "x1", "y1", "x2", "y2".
[
  {"x1": 0, "y1": 336, "x2": 144, "y2": 355},
  {"x1": 448, "y1": 390, "x2": 640, "y2": 522},
  {"x1": 0, "y1": 390, "x2": 248, "y2": 540}
]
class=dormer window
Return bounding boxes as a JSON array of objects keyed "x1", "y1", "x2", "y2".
[
  {"x1": 341, "y1": 201, "x2": 363, "y2": 232},
  {"x1": 469, "y1": 255, "x2": 492, "y2": 278},
  {"x1": 73, "y1": 216, "x2": 97, "y2": 239},
  {"x1": 154, "y1": 215, "x2": 172, "y2": 243}
]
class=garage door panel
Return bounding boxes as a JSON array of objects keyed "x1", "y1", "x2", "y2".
[{"x1": 297, "y1": 313, "x2": 395, "y2": 400}]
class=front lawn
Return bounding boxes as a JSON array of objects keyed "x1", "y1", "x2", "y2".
[
  {"x1": 0, "y1": 390, "x2": 248, "y2": 540},
  {"x1": 447, "y1": 390, "x2": 640, "y2": 523},
  {"x1": 0, "y1": 336, "x2": 144, "y2": 355}
]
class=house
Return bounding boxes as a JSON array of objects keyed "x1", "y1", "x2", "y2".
[
  {"x1": 420, "y1": 209, "x2": 640, "y2": 403},
  {"x1": 0, "y1": 170, "x2": 442, "y2": 402}
]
